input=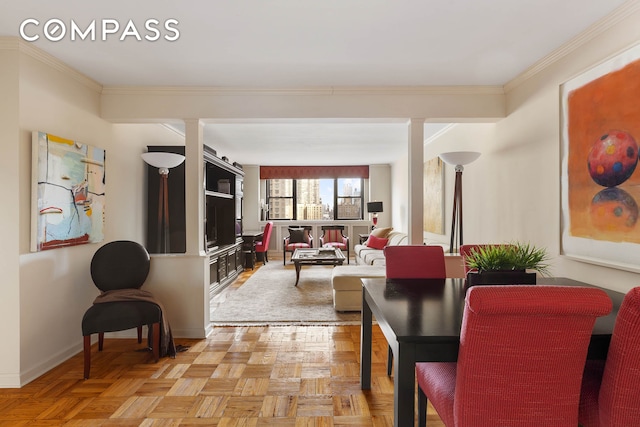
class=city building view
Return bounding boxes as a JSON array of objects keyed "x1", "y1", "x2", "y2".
[{"x1": 266, "y1": 178, "x2": 362, "y2": 220}]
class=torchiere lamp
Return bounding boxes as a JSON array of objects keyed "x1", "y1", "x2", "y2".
[
  {"x1": 439, "y1": 151, "x2": 481, "y2": 253},
  {"x1": 366, "y1": 201, "x2": 383, "y2": 230},
  {"x1": 141, "y1": 152, "x2": 185, "y2": 253}
]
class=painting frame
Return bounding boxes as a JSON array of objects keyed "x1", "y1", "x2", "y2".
[
  {"x1": 31, "y1": 131, "x2": 106, "y2": 252},
  {"x1": 560, "y1": 43, "x2": 640, "y2": 272},
  {"x1": 423, "y1": 156, "x2": 444, "y2": 235}
]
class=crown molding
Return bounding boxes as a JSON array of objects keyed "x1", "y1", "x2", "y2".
[
  {"x1": 0, "y1": 36, "x2": 103, "y2": 93},
  {"x1": 505, "y1": 0, "x2": 640, "y2": 92},
  {"x1": 101, "y1": 85, "x2": 504, "y2": 97}
]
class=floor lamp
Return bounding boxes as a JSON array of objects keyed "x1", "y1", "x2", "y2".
[
  {"x1": 439, "y1": 151, "x2": 481, "y2": 253},
  {"x1": 142, "y1": 152, "x2": 186, "y2": 253}
]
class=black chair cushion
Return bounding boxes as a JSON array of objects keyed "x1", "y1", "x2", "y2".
[
  {"x1": 289, "y1": 228, "x2": 308, "y2": 244},
  {"x1": 90, "y1": 240, "x2": 150, "y2": 292},
  {"x1": 82, "y1": 301, "x2": 162, "y2": 336}
]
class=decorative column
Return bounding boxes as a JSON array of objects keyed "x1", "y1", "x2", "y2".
[{"x1": 408, "y1": 118, "x2": 424, "y2": 245}]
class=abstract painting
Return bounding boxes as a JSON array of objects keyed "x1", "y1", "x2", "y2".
[
  {"x1": 423, "y1": 157, "x2": 444, "y2": 234},
  {"x1": 31, "y1": 131, "x2": 105, "y2": 251},
  {"x1": 560, "y1": 44, "x2": 640, "y2": 272}
]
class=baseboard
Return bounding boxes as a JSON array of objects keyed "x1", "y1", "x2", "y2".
[{"x1": 17, "y1": 341, "x2": 83, "y2": 387}]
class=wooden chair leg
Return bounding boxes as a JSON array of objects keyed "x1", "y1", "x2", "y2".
[
  {"x1": 98, "y1": 333, "x2": 104, "y2": 351},
  {"x1": 137, "y1": 326, "x2": 143, "y2": 343},
  {"x1": 83, "y1": 335, "x2": 91, "y2": 379},
  {"x1": 387, "y1": 345, "x2": 393, "y2": 376},
  {"x1": 151, "y1": 322, "x2": 160, "y2": 362}
]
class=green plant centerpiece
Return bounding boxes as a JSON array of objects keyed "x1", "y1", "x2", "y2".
[{"x1": 464, "y1": 242, "x2": 550, "y2": 287}]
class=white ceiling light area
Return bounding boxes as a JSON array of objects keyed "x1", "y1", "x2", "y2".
[{"x1": 166, "y1": 121, "x2": 452, "y2": 166}]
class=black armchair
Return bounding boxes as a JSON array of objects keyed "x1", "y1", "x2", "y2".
[{"x1": 81, "y1": 240, "x2": 162, "y2": 379}]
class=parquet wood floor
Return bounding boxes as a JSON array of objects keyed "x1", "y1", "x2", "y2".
[{"x1": 1, "y1": 258, "x2": 445, "y2": 426}]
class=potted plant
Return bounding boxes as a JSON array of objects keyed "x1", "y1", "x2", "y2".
[{"x1": 464, "y1": 242, "x2": 550, "y2": 288}]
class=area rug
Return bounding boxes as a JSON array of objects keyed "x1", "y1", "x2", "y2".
[{"x1": 210, "y1": 262, "x2": 362, "y2": 325}]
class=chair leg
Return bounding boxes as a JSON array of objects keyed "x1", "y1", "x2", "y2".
[
  {"x1": 83, "y1": 335, "x2": 91, "y2": 379},
  {"x1": 418, "y1": 386, "x2": 427, "y2": 427},
  {"x1": 98, "y1": 333, "x2": 104, "y2": 351},
  {"x1": 387, "y1": 345, "x2": 393, "y2": 376},
  {"x1": 137, "y1": 326, "x2": 143, "y2": 343},
  {"x1": 151, "y1": 322, "x2": 160, "y2": 362},
  {"x1": 283, "y1": 248, "x2": 286, "y2": 265},
  {"x1": 265, "y1": 251, "x2": 268, "y2": 263}
]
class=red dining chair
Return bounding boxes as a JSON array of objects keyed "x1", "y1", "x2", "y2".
[
  {"x1": 254, "y1": 221, "x2": 273, "y2": 264},
  {"x1": 579, "y1": 286, "x2": 640, "y2": 427},
  {"x1": 384, "y1": 245, "x2": 446, "y2": 279},
  {"x1": 416, "y1": 285, "x2": 612, "y2": 427},
  {"x1": 384, "y1": 245, "x2": 446, "y2": 374}
]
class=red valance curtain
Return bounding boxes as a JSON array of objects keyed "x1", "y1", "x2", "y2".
[{"x1": 260, "y1": 165, "x2": 369, "y2": 179}]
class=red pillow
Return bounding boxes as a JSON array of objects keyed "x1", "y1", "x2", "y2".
[{"x1": 366, "y1": 235, "x2": 388, "y2": 250}]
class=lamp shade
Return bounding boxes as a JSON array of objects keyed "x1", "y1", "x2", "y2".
[
  {"x1": 367, "y1": 201, "x2": 383, "y2": 213},
  {"x1": 141, "y1": 152, "x2": 185, "y2": 169},
  {"x1": 439, "y1": 151, "x2": 481, "y2": 166}
]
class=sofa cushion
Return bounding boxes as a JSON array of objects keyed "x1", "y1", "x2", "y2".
[
  {"x1": 366, "y1": 235, "x2": 388, "y2": 250},
  {"x1": 370, "y1": 227, "x2": 393, "y2": 239},
  {"x1": 363, "y1": 251, "x2": 386, "y2": 265},
  {"x1": 387, "y1": 231, "x2": 408, "y2": 246}
]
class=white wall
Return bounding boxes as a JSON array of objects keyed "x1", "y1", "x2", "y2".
[
  {"x1": 424, "y1": 12, "x2": 640, "y2": 293},
  {"x1": 11, "y1": 46, "x2": 183, "y2": 386}
]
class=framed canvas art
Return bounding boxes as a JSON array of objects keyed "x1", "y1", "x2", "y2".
[
  {"x1": 423, "y1": 157, "x2": 444, "y2": 234},
  {"x1": 560, "y1": 43, "x2": 640, "y2": 272},
  {"x1": 31, "y1": 131, "x2": 106, "y2": 251}
]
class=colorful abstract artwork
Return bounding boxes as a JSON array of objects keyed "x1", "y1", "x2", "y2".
[
  {"x1": 561, "y1": 44, "x2": 640, "y2": 271},
  {"x1": 423, "y1": 157, "x2": 444, "y2": 234},
  {"x1": 31, "y1": 131, "x2": 105, "y2": 251}
]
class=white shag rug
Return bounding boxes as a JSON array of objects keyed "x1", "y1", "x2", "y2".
[{"x1": 210, "y1": 261, "x2": 362, "y2": 325}]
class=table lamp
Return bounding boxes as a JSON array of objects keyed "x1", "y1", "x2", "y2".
[{"x1": 367, "y1": 201, "x2": 383, "y2": 230}]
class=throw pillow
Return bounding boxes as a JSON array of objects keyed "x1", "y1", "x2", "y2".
[
  {"x1": 289, "y1": 228, "x2": 307, "y2": 244},
  {"x1": 366, "y1": 235, "x2": 388, "y2": 250},
  {"x1": 370, "y1": 227, "x2": 393, "y2": 239}
]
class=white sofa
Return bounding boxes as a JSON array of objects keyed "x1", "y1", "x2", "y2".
[{"x1": 354, "y1": 230, "x2": 408, "y2": 265}]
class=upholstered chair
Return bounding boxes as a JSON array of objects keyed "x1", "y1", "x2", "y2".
[
  {"x1": 255, "y1": 221, "x2": 274, "y2": 263},
  {"x1": 416, "y1": 285, "x2": 612, "y2": 427},
  {"x1": 282, "y1": 226, "x2": 313, "y2": 265},
  {"x1": 579, "y1": 286, "x2": 640, "y2": 426},
  {"x1": 319, "y1": 225, "x2": 350, "y2": 264},
  {"x1": 81, "y1": 240, "x2": 162, "y2": 379},
  {"x1": 384, "y1": 245, "x2": 446, "y2": 374}
]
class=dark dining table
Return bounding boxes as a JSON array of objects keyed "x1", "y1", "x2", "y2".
[
  {"x1": 241, "y1": 230, "x2": 264, "y2": 269},
  {"x1": 359, "y1": 277, "x2": 624, "y2": 427}
]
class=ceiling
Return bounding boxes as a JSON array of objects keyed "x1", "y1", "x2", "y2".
[{"x1": 1, "y1": 0, "x2": 629, "y2": 165}]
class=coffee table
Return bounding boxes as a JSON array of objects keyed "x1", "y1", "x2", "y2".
[{"x1": 291, "y1": 248, "x2": 346, "y2": 286}]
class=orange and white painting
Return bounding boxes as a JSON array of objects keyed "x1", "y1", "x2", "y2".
[{"x1": 561, "y1": 44, "x2": 640, "y2": 271}]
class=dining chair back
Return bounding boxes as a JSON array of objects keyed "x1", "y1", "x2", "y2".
[
  {"x1": 384, "y1": 245, "x2": 446, "y2": 279},
  {"x1": 416, "y1": 285, "x2": 612, "y2": 427},
  {"x1": 579, "y1": 286, "x2": 640, "y2": 427},
  {"x1": 255, "y1": 221, "x2": 273, "y2": 263},
  {"x1": 384, "y1": 244, "x2": 447, "y2": 375}
]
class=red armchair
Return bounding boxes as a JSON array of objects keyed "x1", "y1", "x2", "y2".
[
  {"x1": 384, "y1": 245, "x2": 446, "y2": 374},
  {"x1": 579, "y1": 286, "x2": 640, "y2": 427},
  {"x1": 416, "y1": 285, "x2": 612, "y2": 427},
  {"x1": 283, "y1": 226, "x2": 313, "y2": 265},
  {"x1": 254, "y1": 221, "x2": 273, "y2": 263},
  {"x1": 319, "y1": 225, "x2": 349, "y2": 264}
]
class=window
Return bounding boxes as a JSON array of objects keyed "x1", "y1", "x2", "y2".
[{"x1": 266, "y1": 178, "x2": 363, "y2": 220}]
